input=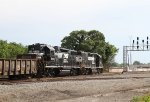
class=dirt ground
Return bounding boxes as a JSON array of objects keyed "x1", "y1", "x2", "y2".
[{"x1": 1, "y1": 72, "x2": 150, "y2": 102}]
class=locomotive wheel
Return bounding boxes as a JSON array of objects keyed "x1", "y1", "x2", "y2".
[
  {"x1": 44, "y1": 69, "x2": 51, "y2": 77},
  {"x1": 85, "y1": 69, "x2": 91, "y2": 75},
  {"x1": 70, "y1": 69, "x2": 78, "y2": 76},
  {"x1": 89, "y1": 69, "x2": 92, "y2": 75},
  {"x1": 83, "y1": 69, "x2": 88, "y2": 75},
  {"x1": 48, "y1": 69, "x2": 56, "y2": 77},
  {"x1": 100, "y1": 68, "x2": 103, "y2": 73},
  {"x1": 48, "y1": 69, "x2": 60, "y2": 77},
  {"x1": 80, "y1": 68, "x2": 86, "y2": 75},
  {"x1": 53, "y1": 69, "x2": 60, "y2": 76},
  {"x1": 97, "y1": 68, "x2": 101, "y2": 74}
]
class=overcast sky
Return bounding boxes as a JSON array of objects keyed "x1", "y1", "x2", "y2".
[{"x1": 0, "y1": 0, "x2": 150, "y2": 63}]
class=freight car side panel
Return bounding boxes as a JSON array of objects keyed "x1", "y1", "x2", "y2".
[
  {"x1": 0, "y1": 60, "x2": 4, "y2": 76},
  {"x1": 0, "y1": 59, "x2": 37, "y2": 77}
]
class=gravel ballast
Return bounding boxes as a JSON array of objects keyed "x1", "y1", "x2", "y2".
[{"x1": 0, "y1": 73, "x2": 150, "y2": 102}]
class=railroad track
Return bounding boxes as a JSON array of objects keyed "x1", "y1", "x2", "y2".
[{"x1": 0, "y1": 72, "x2": 150, "y2": 85}]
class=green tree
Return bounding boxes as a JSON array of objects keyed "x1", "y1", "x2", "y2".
[
  {"x1": 84, "y1": 30, "x2": 105, "y2": 53},
  {"x1": 61, "y1": 30, "x2": 118, "y2": 69},
  {"x1": 61, "y1": 30, "x2": 87, "y2": 51},
  {"x1": 61, "y1": 30, "x2": 105, "y2": 52},
  {"x1": 133, "y1": 61, "x2": 141, "y2": 65},
  {"x1": 102, "y1": 42, "x2": 118, "y2": 68},
  {"x1": 0, "y1": 40, "x2": 8, "y2": 58},
  {"x1": 0, "y1": 40, "x2": 27, "y2": 58}
]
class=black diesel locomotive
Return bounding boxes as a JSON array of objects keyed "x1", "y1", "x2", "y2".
[
  {"x1": 0, "y1": 43, "x2": 103, "y2": 78},
  {"x1": 24, "y1": 43, "x2": 103, "y2": 76}
]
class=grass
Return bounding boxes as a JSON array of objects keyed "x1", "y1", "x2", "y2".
[{"x1": 131, "y1": 95, "x2": 150, "y2": 102}]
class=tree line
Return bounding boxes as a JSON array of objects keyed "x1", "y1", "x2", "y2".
[{"x1": 0, "y1": 40, "x2": 27, "y2": 58}]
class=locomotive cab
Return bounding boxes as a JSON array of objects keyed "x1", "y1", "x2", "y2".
[
  {"x1": 43, "y1": 45, "x2": 55, "y2": 62},
  {"x1": 89, "y1": 53, "x2": 102, "y2": 68}
]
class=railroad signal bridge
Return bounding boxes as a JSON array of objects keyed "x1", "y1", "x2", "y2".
[{"x1": 123, "y1": 37, "x2": 150, "y2": 70}]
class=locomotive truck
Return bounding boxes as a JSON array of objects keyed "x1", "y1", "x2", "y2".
[{"x1": 0, "y1": 43, "x2": 103, "y2": 78}]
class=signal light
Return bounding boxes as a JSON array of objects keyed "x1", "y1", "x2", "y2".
[
  {"x1": 137, "y1": 40, "x2": 139, "y2": 49},
  {"x1": 137, "y1": 45, "x2": 139, "y2": 49},
  {"x1": 147, "y1": 41, "x2": 149, "y2": 49}
]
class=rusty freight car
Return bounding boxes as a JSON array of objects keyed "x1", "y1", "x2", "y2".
[{"x1": 0, "y1": 58, "x2": 38, "y2": 79}]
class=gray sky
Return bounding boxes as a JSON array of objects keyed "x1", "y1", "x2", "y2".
[{"x1": 0, "y1": 0, "x2": 150, "y2": 63}]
